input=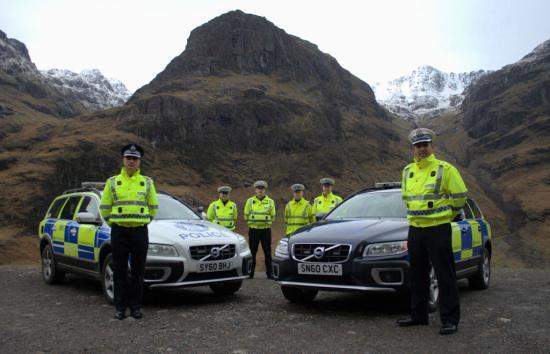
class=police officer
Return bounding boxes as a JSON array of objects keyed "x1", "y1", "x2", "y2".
[
  {"x1": 206, "y1": 186, "x2": 238, "y2": 230},
  {"x1": 311, "y1": 178, "x2": 343, "y2": 219},
  {"x1": 100, "y1": 144, "x2": 159, "y2": 320},
  {"x1": 284, "y1": 184, "x2": 315, "y2": 236},
  {"x1": 396, "y1": 128, "x2": 467, "y2": 335},
  {"x1": 244, "y1": 180, "x2": 276, "y2": 279}
]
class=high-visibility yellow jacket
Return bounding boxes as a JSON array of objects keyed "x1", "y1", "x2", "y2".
[
  {"x1": 311, "y1": 192, "x2": 343, "y2": 215},
  {"x1": 100, "y1": 168, "x2": 158, "y2": 227},
  {"x1": 206, "y1": 199, "x2": 238, "y2": 230},
  {"x1": 401, "y1": 154, "x2": 467, "y2": 227},
  {"x1": 244, "y1": 195, "x2": 276, "y2": 229},
  {"x1": 284, "y1": 198, "x2": 314, "y2": 235}
]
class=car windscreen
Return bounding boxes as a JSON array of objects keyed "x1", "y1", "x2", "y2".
[
  {"x1": 325, "y1": 190, "x2": 407, "y2": 220},
  {"x1": 155, "y1": 194, "x2": 201, "y2": 220}
]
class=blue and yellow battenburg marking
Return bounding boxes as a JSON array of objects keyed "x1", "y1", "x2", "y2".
[
  {"x1": 451, "y1": 219, "x2": 490, "y2": 261},
  {"x1": 43, "y1": 218, "x2": 111, "y2": 262}
]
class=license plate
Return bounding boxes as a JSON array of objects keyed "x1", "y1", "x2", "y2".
[
  {"x1": 198, "y1": 261, "x2": 232, "y2": 273},
  {"x1": 297, "y1": 263, "x2": 342, "y2": 276}
]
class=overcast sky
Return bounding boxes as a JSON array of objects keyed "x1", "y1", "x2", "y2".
[{"x1": 1, "y1": 0, "x2": 550, "y2": 91}]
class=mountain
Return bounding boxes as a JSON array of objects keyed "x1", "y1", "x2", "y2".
[
  {"x1": 429, "y1": 39, "x2": 550, "y2": 266},
  {"x1": 372, "y1": 66, "x2": 488, "y2": 120},
  {"x1": 121, "y1": 10, "x2": 405, "y2": 183},
  {"x1": 41, "y1": 68, "x2": 131, "y2": 110},
  {"x1": 0, "y1": 29, "x2": 86, "y2": 118}
]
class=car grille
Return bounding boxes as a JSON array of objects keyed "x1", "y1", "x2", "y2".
[
  {"x1": 189, "y1": 244, "x2": 236, "y2": 261},
  {"x1": 292, "y1": 243, "x2": 351, "y2": 263}
]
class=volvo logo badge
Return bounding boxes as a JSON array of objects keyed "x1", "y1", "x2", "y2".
[
  {"x1": 210, "y1": 247, "x2": 221, "y2": 258},
  {"x1": 314, "y1": 247, "x2": 325, "y2": 259}
]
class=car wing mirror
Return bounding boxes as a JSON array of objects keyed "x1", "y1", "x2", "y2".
[{"x1": 77, "y1": 212, "x2": 102, "y2": 225}]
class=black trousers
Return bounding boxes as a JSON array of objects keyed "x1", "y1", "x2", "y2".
[
  {"x1": 408, "y1": 223, "x2": 460, "y2": 325},
  {"x1": 248, "y1": 228, "x2": 272, "y2": 277},
  {"x1": 111, "y1": 224, "x2": 149, "y2": 312}
]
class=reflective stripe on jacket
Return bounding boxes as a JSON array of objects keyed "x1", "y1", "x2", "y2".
[
  {"x1": 401, "y1": 154, "x2": 467, "y2": 227},
  {"x1": 244, "y1": 195, "x2": 276, "y2": 229},
  {"x1": 206, "y1": 199, "x2": 237, "y2": 230},
  {"x1": 311, "y1": 192, "x2": 343, "y2": 215},
  {"x1": 99, "y1": 168, "x2": 159, "y2": 227},
  {"x1": 284, "y1": 198, "x2": 314, "y2": 235}
]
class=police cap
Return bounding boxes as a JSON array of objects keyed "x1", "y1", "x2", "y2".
[
  {"x1": 320, "y1": 177, "x2": 335, "y2": 185},
  {"x1": 291, "y1": 184, "x2": 305, "y2": 192},
  {"x1": 253, "y1": 180, "x2": 268, "y2": 188},
  {"x1": 121, "y1": 144, "x2": 144, "y2": 158},
  {"x1": 408, "y1": 128, "x2": 435, "y2": 145},
  {"x1": 217, "y1": 186, "x2": 232, "y2": 193}
]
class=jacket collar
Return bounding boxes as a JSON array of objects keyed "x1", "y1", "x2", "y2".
[
  {"x1": 321, "y1": 192, "x2": 334, "y2": 199},
  {"x1": 121, "y1": 168, "x2": 141, "y2": 178},
  {"x1": 414, "y1": 154, "x2": 437, "y2": 169}
]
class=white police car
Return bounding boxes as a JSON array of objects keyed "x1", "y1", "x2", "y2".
[{"x1": 38, "y1": 183, "x2": 252, "y2": 303}]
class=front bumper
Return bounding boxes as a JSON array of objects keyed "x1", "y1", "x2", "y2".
[
  {"x1": 145, "y1": 255, "x2": 253, "y2": 289},
  {"x1": 272, "y1": 256, "x2": 410, "y2": 293}
]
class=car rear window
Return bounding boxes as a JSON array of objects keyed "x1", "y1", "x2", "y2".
[
  {"x1": 46, "y1": 197, "x2": 67, "y2": 219},
  {"x1": 59, "y1": 196, "x2": 82, "y2": 221}
]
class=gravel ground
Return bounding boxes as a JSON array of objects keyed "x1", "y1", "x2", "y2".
[{"x1": 1, "y1": 265, "x2": 549, "y2": 353}]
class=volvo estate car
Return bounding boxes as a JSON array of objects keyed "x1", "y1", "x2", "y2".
[
  {"x1": 272, "y1": 183, "x2": 492, "y2": 309},
  {"x1": 38, "y1": 182, "x2": 253, "y2": 303}
]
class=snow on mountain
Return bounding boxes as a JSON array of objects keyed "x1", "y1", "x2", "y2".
[
  {"x1": 371, "y1": 65, "x2": 489, "y2": 120},
  {"x1": 40, "y1": 68, "x2": 132, "y2": 111}
]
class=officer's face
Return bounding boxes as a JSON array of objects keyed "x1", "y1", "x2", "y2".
[
  {"x1": 413, "y1": 142, "x2": 434, "y2": 160},
  {"x1": 219, "y1": 192, "x2": 229, "y2": 201},
  {"x1": 123, "y1": 156, "x2": 140, "y2": 173},
  {"x1": 255, "y1": 186, "x2": 266, "y2": 197},
  {"x1": 322, "y1": 184, "x2": 332, "y2": 195},
  {"x1": 293, "y1": 190, "x2": 304, "y2": 200}
]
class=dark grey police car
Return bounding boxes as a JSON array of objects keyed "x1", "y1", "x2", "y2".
[{"x1": 272, "y1": 183, "x2": 492, "y2": 309}]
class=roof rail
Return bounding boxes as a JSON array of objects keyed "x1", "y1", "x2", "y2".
[
  {"x1": 374, "y1": 182, "x2": 402, "y2": 189},
  {"x1": 62, "y1": 182, "x2": 105, "y2": 196},
  {"x1": 81, "y1": 182, "x2": 106, "y2": 189}
]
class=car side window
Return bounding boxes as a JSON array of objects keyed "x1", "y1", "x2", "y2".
[
  {"x1": 78, "y1": 196, "x2": 101, "y2": 220},
  {"x1": 59, "y1": 196, "x2": 82, "y2": 221},
  {"x1": 462, "y1": 203, "x2": 474, "y2": 220},
  {"x1": 467, "y1": 199, "x2": 483, "y2": 219},
  {"x1": 46, "y1": 198, "x2": 67, "y2": 219}
]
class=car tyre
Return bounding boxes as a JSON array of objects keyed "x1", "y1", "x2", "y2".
[
  {"x1": 281, "y1": 286, "x2": 318, "y2": 303},
  {"x1": 41, "y1": 244, "x2": 65, "y2": 284},
  {"x1": 101, "y1": 253, "x2": 115, "y2": 305},
  {"x1": 468, "y1": 247, "x2": 490, "y2": 290},
  {"x1": 428, "y1": 266, "x2": 439, "y2": 313},
  {"x1": 210, "y1": 280, "x2": 243, "y2": 296}
]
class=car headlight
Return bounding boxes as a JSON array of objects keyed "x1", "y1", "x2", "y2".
[
  {"x1": 363, "y1": 241, "x2": 407, "y2": 257},
  {"x1": 148, "y1": 244, "x2": 178, "y2": 257},
  {"x1": 236, "y1": 234, "x2": 250, "y2": 253},
  {"x1": 275, "y1": 238, "x2": 289, "y2": 259}
]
